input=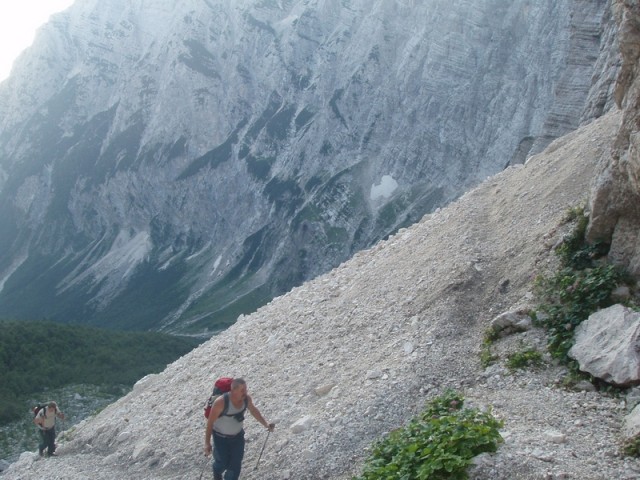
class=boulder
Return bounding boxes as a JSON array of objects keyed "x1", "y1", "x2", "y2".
[
  {"x1": 489, "y1": 309, "x2": 533, "y2": 335},
  {"x1": 623, "y1": 403, "x2": 640, "y2": 441},
  {"x1": 568, "y1": 304, "x2": 640, "y2": 386}
]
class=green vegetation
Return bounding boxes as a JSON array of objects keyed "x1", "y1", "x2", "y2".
[
  {"x1": 536, "y1": 264, "x2": 625, "y2": 361},
  {"x1": 480, "y1": 329, "x2": 499, "y2": 368},
  {"x1": 1, "y1": 383, "x2": 125, "y2": 462},
  {"x1": 0, "y1": 319, "x2": 200, "y2": 424},
  {"x1": 354, "y1": 391, "x2": 503, "y2": 480},
  {"x1": 534, "y1": 206, "x2": 634, "y2": 363},
  {"x1": 555, "y1": 206, "x2": 609, "y2": 270},
  {"x1": 505, "y1": 346, "x2": 544, "y2": 371},
  {"x1": 623, "y1": 436, "x2": 640, "y2": 457}
]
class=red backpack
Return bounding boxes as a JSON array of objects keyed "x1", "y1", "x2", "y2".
[{"x1": 203, "y1": 377, "x2": 233, "y2": 418}]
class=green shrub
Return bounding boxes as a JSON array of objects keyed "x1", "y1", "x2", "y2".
[
  {"x1": 480, "y1": 329, "x2": 499, "y2": 368},
  {"x1": 623, "y1": 436, "x2": 640, "y2": 457},
  {"x1": 505, "y1": 347, "x2": 543, "y2": 370},
  {"x1": 354, "y1": 391, "x2": 503, "y2": 480},
  {"x1": 535, "y1": 263, "x2": 626, "y2": 362},
  {"x1": 534, "y1": 206, "x2": 633, "y2": 363}
]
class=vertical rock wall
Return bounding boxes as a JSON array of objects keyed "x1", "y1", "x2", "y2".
[{"x1": 589, "y1": 0, "x2": 640, "y2": 276}]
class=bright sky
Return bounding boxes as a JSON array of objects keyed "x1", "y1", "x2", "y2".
[{"x1": 0, "y1": 0, "x2": 76, "y2": 81}]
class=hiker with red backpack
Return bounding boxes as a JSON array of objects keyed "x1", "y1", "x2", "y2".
[
  {"x1": 203, "y1": 378, "x2": 274, "y2": 480},
  {"x1": 33, "y1": 401, "x2": 65, "y2": 457}
]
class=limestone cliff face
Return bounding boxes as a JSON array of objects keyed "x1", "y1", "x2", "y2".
[
  {"x1": 0, "y1": 0, "x2": 616, "y2": 333},
  {"x1": 588, "y1": 0, "x2": 640, "y2": 276}
]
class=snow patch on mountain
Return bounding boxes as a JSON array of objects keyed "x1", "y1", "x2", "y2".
[{"x1": 370, "y1": 175, "x2": 399, "y2": 201}]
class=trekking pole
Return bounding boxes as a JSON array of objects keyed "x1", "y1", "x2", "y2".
[
  {"x1": 198, "y1": 456, "x2": 209, "y2": 480},
  {"x1": 254, "y1": 430, "x2": 271, "y2": 471}
]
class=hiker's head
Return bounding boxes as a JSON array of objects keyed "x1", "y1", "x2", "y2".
[
  {"x1": 230, "y1": 378, "x2": 247, "y2": 400},
  {"x1": 47, "y1": 401, "x2": 57, "y2": 412}
]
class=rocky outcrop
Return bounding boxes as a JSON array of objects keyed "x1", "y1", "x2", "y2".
[
  {"x1": 588, "y1": 0, "x2": 640, "y2": 277},
  {"x1": 569, "y1": 304, "x2": 640, "y2": 386}
]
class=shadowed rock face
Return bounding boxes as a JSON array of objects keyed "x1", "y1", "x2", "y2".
[
  {"x1": 589, "y1": 0, "x2": 640, "y2": 278},
  {"x1": 0, "y1": 0, "x2": 616, "y2": 333}
]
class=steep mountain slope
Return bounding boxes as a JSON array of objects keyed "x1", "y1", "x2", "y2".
[
  {"x1": 5, "y1": 110, "x2": 636, "y2": 480},
  {"x1": 0, "y1": 0, "x2": 615, "y2": 334}
]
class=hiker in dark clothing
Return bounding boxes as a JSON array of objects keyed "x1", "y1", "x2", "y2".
[
  {"x1": 204, "y1": 378, "x2": 274, "y2": 480},
  {"x1": 34, "y1": 401, "x2": 65, "y2": 457}
]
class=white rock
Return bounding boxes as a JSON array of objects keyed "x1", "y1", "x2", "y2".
[
  {"x1": 490, "y1": 310, "x2": 532, "y2": 333},
  {"x1": 569, "y1": 305, "x2": 640, "y2": 386},
  {"x1": 531, "y1": 449, "x2": 554, "y2": 462},
  {"x1": 544, "y1": 430, "x2": 567, "y2": 444},
  {"x1": 366, "y1": 369, "x2": 383, "y2": 380},
  {"x1": 314, "y1": 384, "x2": 336, "y2": 396},
  {"x1": 132, "y1": 441, "x2": 153, "y2": 460},
  {"x1": 291, "y1": 416, "x2": 313, "y2": 434}
]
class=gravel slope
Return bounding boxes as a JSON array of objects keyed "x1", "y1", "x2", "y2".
[{"x1": 4, "y1": 110, "x2": 640, "y2": 480}]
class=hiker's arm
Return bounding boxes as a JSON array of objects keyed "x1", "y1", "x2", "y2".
[
  {"x1": 33, "y1": 415, "x2": 43, "y2": 427},
  {"x1": 56, "y1": 410, "x2": 65, "y2": 420},
  {"x1": 247, "y1": 395, "x2": 275, "y2": 431},
  {"x1": 203, "y1": 396, "x2": 225, "y2": 455}
]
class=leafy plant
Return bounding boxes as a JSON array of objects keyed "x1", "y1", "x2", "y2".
[
  {"x1": 623, "y1": 436, "x2": 640, "y2": 457},
  {"x1": 505, "y1": 347, "x2": 543, "y2": 370},
  {"x1": 535, "y1": 263, "x2": 626, "y2": 362},
  {"x1": 555, "y1": 206, "x2": 609, "y2": 270},
  {"x1": 480, "y1": 329, "x2": 499, "y2": 368},
  {"x1": 354, "y1": 391, "x2": 503, "y2": 480},
  {"x1": 534, "y1": 206, "x2": 633, "y2": 363}
]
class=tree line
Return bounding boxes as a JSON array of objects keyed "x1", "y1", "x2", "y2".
[{"x1": 0, "y1": 319, "x2": 201, "y2": 424}]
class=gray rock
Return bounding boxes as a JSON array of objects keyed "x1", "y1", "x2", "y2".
[
  {"x1": 365, "y1": 370, "x2": 383, "y2": 380},
  {"x1": 403, "y1": 342, "x2": 415, "y2": 355},
  {"x1": 291, "y1": 416, "x2": 313, "y2": 434},
  {"x1": 569, "y1": 305, "x2": 640, "y2": 386},
  {"x1": 490, "y1": 310, "x2": 533, "y2": 335},
  {"x1": 611, "y1": 286, "x2": 632, "y2": 303},
  {"x1": 573, "y1": 380, "x2": 597, "y2": 393},
  {"x1": 314, "y1": 384, "x2": 336, "y2": 397},
  {"x1": 531, "y1": 448, "x2": 555, "y2": 463},
  {"x1": 622, "y1": 403, "x2": 640, "y2": 441},
  {"x1": 543, "y1": 430, "x2": 568, "y2": 444},
  {"x1": 627, "y1": 387, "x2": 640, "y2": 411},
  {"x1": 587, "y1": 1, "x2": 640, "y2": 278}
]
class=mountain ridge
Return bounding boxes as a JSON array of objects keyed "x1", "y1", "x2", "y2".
[{"x1": 0, "y1": 0, "x2": 616, "y2": 333}]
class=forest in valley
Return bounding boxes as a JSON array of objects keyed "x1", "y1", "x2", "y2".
[{"x1": 0, "y1": 319, "x2": 201, "y2": 424}]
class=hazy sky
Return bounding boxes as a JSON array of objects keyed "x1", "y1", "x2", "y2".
[{"x1": 0, "y1": 0, "x2": 75, "y2": 81}]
